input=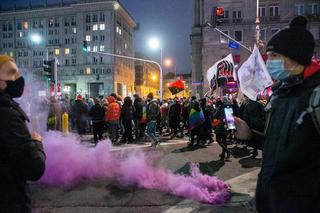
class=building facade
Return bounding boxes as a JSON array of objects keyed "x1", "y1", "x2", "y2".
[
  {"x1": 191, "y1": 0, "x2": 320, "y2": 96},
  {"x1": 0, "y1": 0, "x2": 136, "y2": 98},
  {"x1": 134, "y1": 53, "x2": 160, "y2": 98}
]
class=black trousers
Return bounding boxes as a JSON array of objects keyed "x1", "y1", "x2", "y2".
[
  {"x1": 216, "y1": 134, "x2": 229, "y2": 155},
  {"x1": 92, "y1": 121, "x2": 104, "y2": 143},
  {"x1": 122, "y1": 119, "x2": 133, "y2": 142}
]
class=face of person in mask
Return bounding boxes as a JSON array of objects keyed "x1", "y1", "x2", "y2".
[
  {"x1": 266, "y1": 52, "x2": 304, "y2": 81},
  {"x1": 0, "y1": 60, "x2": 25, "y2": 98}
]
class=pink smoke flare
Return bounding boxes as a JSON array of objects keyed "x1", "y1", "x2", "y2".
[{"x1": 40, "y1": 131, "x2": 231, "y2": 204}]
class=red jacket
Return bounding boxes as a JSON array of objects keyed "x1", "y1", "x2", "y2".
[{"x1": 105, "y1": 96, "x2": 121, "y2": 121}]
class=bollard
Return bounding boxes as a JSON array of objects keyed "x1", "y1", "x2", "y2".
[{"x1": 62, "y1": 112, "x2": 69, "y2": 135}]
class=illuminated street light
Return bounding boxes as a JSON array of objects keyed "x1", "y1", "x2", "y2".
[
  {"x1": 164, "y1": 58, "x2": 177, "y2": 79},
  {"x1": 151, "y1": 74, "x2": 157, "y2": 81},
  {"x1": 30, "y1": 33, "x2": 42, "y2": 44},
  {"x1": 148, "y1": 37, "x2": 163, "y2": 102}
]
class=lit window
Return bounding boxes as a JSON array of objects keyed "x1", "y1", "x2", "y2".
[
  {"x1": 9, "y1": 52, "x2": 13, "y2": 57},
  {"x1": 18, "y1": 32, "x2": 23, "y2": 38},
  {"x1": 93, "y1": 24, "x2": 98, "y2": 31},
  {"x1": 99, "y1": 24, "x2": 105, "y2": 30},
  {"x1": 73, "y1": 27, "x2": 77, "y2": 33},
  {"x1": 65, "y1": 48, "x2": 70, "y2": 54},
  {"x1": 86, "y1": 35, "x2": 91, "y2": 41},
  {"x1": 93, "y1": 46, "x2": 98, "y2": 52},
  {"x1": 23, "y1": 21, "x2": 28, "y2": 29},
  {"x1": 86, "y1": 67, "x2": 91, "y2": 74},
  {"x1": 125, "y1": 43, "x2": 127, "y2": 49},
  {"x1": 87, "y1": 46, "x2": 91, "y2": 51},
  {"x1": 116, "y1": 26, "x2": 119, "y2": 33},
  {"x1": 54, "y1": 48, "x2": 60, "y2": 55},
  {"x1": 119, "y1": 28, "x2": 122, "y2": 35},
  {"x1": 100, "y1": 45, "x2": 105, "y2": 51}
]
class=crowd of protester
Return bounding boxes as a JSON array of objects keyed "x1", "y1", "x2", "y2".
[{"x1": 47, "y1": 91, "x2": 267, "y2": 159}]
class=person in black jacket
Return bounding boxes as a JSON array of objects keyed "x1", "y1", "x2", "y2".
[
  {"x1": 252, "y1": 16, "x2": 320, "y2": 212},
  {"x1": 0, "y1": 55, "x2": 46, "y2": 213},
  {"x1": 241, "y1": 97, "x2": 265, "y2": 157},
  {"x1": 213, "y1": 99, "x2": 231, "y2": 160},
  {"x1": 89, "y1": 98, "x2": 105, "y2": 144},
  {"x1": 133, "y1": 94, "x2": 144, "y2": 139},
  {"x1": 200, "y1": 98, "x2": 214, "y2": 144},
  {"x1": 121, "y1": 96, "x2": 135, "y2": 143},
  {"x1": 168, "y1": 98, "x2": 183, "y2": 138},
  {"x1": 72, "y1": 95, "x2": 88, "y2": 135}
]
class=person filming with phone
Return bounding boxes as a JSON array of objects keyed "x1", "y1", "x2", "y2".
[{"x1": 0, "y1": 55, "x2": 46, "y2": 213}]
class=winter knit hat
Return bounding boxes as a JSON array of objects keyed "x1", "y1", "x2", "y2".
[{"x1": 266, "y1": 16, "x2": 315, "y2": 66}]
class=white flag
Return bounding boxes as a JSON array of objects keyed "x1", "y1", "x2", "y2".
[
  {"x1": 238, "y1": 45, "x2": 273, "y2": 101},
  {"x1": 206, "y1": 54, "x2": 235, "y2": 93}
]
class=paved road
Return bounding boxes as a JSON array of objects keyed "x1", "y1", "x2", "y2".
[{"x1": 31, "y1": 135, "x2": 261, "y2": 213}]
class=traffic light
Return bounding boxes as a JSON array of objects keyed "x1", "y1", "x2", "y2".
[
  {"x1": 210, "y1": 6, "x2": 225, "y2": 27},
  {"x1": 43, "y1": 59, "x2": 56, "y2": 83},
  {"x1": 83, "y1": 40, "x2": 88, "y2": 52}
]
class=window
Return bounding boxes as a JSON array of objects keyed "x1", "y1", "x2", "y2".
[
  {"x1": 72, "y1": 27, "x2": 77, "y2": 33},
  {"x1": 125, "y1": 43, "x2": 127, "y2": 49},
  {"x1": 71, "y1": 17, "x2": 76, "y2": 26},
  {"x1": 55, "y1": 39, "x2": 59, "y2": 44},
  {"x1": 93, "y1": 46, "x2": 98, "y2": 52},
  {"x1": 271, "y1": 28, "x2": 280, "y2": 35},
  {"x1": 23, "y1": 21, "x2": 28, "y2": 29},
  {"x1": 8, "y1": 23, "x2": 13, "y2": 31},
  {"x1": 54, "y1": 48, "x2": 60, "y2": 55},
  {"x1": 93, "y1": 14, "x2": 98, "y2": 22},
  {"x1": 100, "y1": 45, "x2": 105, "y2": 51},
  {"x1": 86, "y1": 25, "x2": 91, "y2": 31},
  {"x1": 18, "y1": 32, "x2": 23, "y2": 38},
  {"x1": 232, "y1": 10, "x2": 241, "y2": 19},
  {"x1": 54, "y1": 19, "x2": 59, "y2": 27},
  {"x1": 8, "y1": 33, "x2": 12, "y2": 38},
  {"x1": 93, "y1": 35, "x2": 98, "y2": 41},
  {"x1": 86, "y1": 35, "x2": 91, "y2": 41},
  {"x1": 65, "y1": 59, "x2": 69, "y2": 66},
  {"x1": 100, "y1": 13, "x2": 105, "y2": 22},
  {"x1": 100, "y1": 57, "x2": 103, "y2": 63},
  {"x1": 220, "y1": 30, "x2": 229, "y2": 43},
  {"x1": 223, "y1": 10, "x2": 229, "y2": 19},
  {"x1": 87, "y1": 46, "x2": 91, "y2": 51},
  {"x1": 72, "y1": 49, "x2": 76, "y2": 54},
  {"x1": 307, "y1": 3, "x2": 319, "y2": 15},
  {"x1": 259, "y1": 29, "x2": 266, "y2": 41},
  {"x1": 93, "y1": 24, "x2": 98, "y2": 31},
  {"x1": 99, "y1": 24, "x2": 105, "y2": 30},
  {"x1": 17, "y1": 22, "x2": 22, "y2": 30},
  {"x1": 65, "y1": 48, "x2": 70, "y2": 54},
  {"x1": 72, "y1": 59, "x2": 76, "y2": 65},
  {"x1": 234, "y1": 30, "x2": 242, "y2": 42},
  {"x1": 49, "y1": 29, "x2": 54, "y2": 35},
  {"x1": 86, "y1": 67, "x2": 91, "y2": 75},
  {"x1": 259, "y1": 7, "x2": 266, "y2": 17},
  {"x1": 65, "y1": 28, "x2": 68, "y2": 34},
  {"x1": 100, "y1": 35, "x2": 105, "y2": 41},
  {"x1": 270, "y1": 6, "x2": 279, "y2": 17},
  {"x1": 86, "y1": 14, "x2": 91, "y2": 23}
]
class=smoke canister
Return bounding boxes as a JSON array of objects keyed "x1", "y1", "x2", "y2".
[{"x1": 62, "y1": 112, "x2": 69, "y2": 134}]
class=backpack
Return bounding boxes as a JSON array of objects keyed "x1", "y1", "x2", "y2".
[{"x1": 296, "y1": 85, "x2": 320, "y2": 135}]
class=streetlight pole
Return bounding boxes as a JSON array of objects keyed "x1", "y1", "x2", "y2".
[{"x1": 160, "y1": 47, "x2": 163, "y2": 102}]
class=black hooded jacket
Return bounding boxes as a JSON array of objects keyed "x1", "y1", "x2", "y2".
[
  {"x1": 256, "y1": 67, "x2": 320, "y2": 212},
  {"x1": 0, "y1": 92, "x2": 46, "y2": 213}
]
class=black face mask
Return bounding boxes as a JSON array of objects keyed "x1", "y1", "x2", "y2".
[{"x1": 4, "y1": 76, "x2": 25, "y2": 98}]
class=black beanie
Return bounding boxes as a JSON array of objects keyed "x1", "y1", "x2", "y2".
[{"x1": 266, "y1": 16, "x2": 315, "y2": 66}]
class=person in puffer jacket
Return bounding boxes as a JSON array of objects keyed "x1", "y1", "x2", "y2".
[
  {"x1": 105, "y1": 95, "x2": 121, "y2": 143},
  {"x1": 253, "y1": 16, "x2": 320, "y2": 213}
]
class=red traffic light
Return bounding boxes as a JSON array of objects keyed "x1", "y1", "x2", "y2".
[{"x1": 216, "y1": 7, "x2": 224, "y2": 17}]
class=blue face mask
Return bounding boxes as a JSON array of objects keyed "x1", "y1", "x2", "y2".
[{"x1": 266, "y1": 59, "x2": 291, "y2": 81}]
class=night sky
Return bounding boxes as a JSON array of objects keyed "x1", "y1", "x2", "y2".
[{"x1": 0, "y1": 0, "x2": 193, "y2": 74}]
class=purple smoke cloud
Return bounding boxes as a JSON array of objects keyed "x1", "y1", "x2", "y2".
[{"x1": 40, "y1": 131, "x2": 231, "y2": 204}]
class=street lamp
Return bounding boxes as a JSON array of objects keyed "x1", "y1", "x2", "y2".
[
  {"x1": 30, "y1": 33, "x2": 42, "y2": 44},
  {"x1": 148, "y1": 37, "x2": 163, "y2": 102},
  {"x1": 164, "y1": 58, "x2": 177, "y2": 79}
]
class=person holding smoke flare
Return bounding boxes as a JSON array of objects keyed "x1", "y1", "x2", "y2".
[{"x1": 0, "y1": 55, "x2": 46, "y2": 213}]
